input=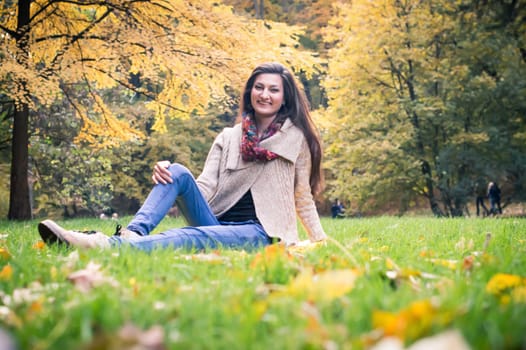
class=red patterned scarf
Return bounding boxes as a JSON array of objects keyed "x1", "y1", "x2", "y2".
[{"x1": 240, "y1": 113, "x2": 285, "y2": 162}]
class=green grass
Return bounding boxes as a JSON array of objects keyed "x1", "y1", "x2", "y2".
[{"x1": 0, "y1": 216, "x2": 525, "y2": 349}]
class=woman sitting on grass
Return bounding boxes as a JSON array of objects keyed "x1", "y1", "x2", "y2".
[{"x1": 38, "y1": 62, "x2": 327, "y2": 251}]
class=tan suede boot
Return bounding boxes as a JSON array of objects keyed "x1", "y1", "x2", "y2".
[{"x1": 38, "y1": 219, "x2": 110, "y2": 249}]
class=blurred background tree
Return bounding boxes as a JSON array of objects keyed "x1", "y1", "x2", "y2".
[{"x1": 320, "y1": 0, "x2": 525, "y2": 216}]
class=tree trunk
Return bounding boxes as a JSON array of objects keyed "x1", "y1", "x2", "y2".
[
  {"x1": 8, "y1": 104, "x2": 31, "y2": 220},
  {"x1": 259, "y1": 0, "x2": 264, "y2": 19},
  {"x1": 421, "y1": 159, "x2": 443, "y2": 217},
  {"x1": 8, "y1": 0, "x2": 32, "y2": 220},
  {"x1": 254, "y1": 0, "x2": 264, "y2": 19}
]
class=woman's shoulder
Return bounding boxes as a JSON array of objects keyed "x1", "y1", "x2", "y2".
[
  {"x1": 224, "y1": 122, "x2": 242, "y2": 133},
  {"x1": 281, "y1": 118, "x2": 305, "y2": 139},
  {"x1": 213, "y1": 123, "x2": 242, "y2": 141}
]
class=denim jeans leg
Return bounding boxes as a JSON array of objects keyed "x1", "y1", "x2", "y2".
[
  {"x1": 127, "y1": 163, "x2": 219, "y2": 235},
  {"x1": 110, "y1": 222, "x2": 272, "y2": 252}
]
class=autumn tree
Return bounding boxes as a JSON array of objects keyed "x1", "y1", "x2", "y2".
[
  {"x1": 321, "y1": 1, "x2": 526, "y2": 216},
  {"x1": 224, "y1": 0, "x2": 336, "y2": 51},
  {"x1": 0, "y1": 0, "x2": 321, "y2": 220}
]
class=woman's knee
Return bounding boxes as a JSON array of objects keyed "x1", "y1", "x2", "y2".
[{"x1": 168, "y1": 163, "x2": 192, "y2": 179}]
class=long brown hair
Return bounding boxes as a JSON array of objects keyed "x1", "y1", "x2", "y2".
[{"x1": 239, "y1": 62, "x2": 323, "y2": 195}]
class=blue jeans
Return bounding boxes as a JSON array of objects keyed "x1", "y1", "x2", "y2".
[{"x1": 108, "y1": 163, "x2": 272, "y2": 252}]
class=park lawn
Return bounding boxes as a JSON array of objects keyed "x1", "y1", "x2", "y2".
[{"x1": 0, "y1": 216, "x2": 525, "y2": 350}]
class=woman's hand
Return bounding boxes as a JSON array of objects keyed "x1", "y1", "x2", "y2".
[{"x1": 152, "y1": 161, "x2": 173, "y2": 185}]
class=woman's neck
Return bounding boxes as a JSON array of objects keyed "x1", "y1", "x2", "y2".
[{"x1": 255, "y1": 115, "x2": 277, "y2": 137}]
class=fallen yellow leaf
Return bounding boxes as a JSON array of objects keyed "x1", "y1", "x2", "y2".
[
  {"x1": 372, "y1": 299, "x2": 443, "y2": 341},
  {"x1": 486, "y1": 273, "x2": 525, "y2": 295},
  {"x1": 427, "y1": 258, "x2": 458, "y2": 270},
  {"x1": 372, "y1": 310, "x2": 403, "y2": 337},
  {"x1": 284, "y1": 268, "x2": 360, "y2": 302},
  {"x1": 32, "y1": 241, "x2": 46, "y2": 250},
  {"x1": 0, "y1": 264, "x2": 13, "y2": 281},
  {"x1": 486, "y1": 273, "x2": 526, "y2": 305},
  {"x1": 250, "y1": 243, "x2": 293, "y2": 269},
  {"x1": 0, "y1": 247, "x2": 10, "y2": 260}
]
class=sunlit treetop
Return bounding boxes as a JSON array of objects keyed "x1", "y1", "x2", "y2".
[{"x1": 0, "y1": 0, "x2": 322, "y2": 145}]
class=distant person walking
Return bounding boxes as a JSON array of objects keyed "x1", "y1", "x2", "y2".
[
  {"x1": 474, "y1": 179, "x2": 489, "y2": 217},
  {"x1": 487, "y1": 182, "x2": 502, "y2": 215}
]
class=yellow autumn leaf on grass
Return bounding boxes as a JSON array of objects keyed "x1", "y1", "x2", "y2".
[
  {"x1": 283, "y1": 268, "x2": 361, "y2": 302},
  {"x1": 32, "y1": 241, "x2": 46, "y2": 250},
  {"x1": 26, "y1": 300, "x2": 44, "y2": 321},
  {"x1": 486, "y1": 273, "x2": 525, "y2": 294},
  {"x1": 427, "y1": 258, "x2": 459, "y2": 270},
  {"x1": 419, "y1": 250, "x2": 435, "y2": 258},
  {"x1": 372, "y1": 299, "x2": 442, "y2": 341},
  {"x1": 0, "y1": 265, "x2": 13, "y2": 281},
  {"x1": 250, "y1": 244, "x2": 294, "y2": 270},
  {"x1": 129, "y1": 277, "x2": 140, "y2": 297},
  {"x1": 486, "y1": 273, "x2": 526, "y2": 304},
  {"x1": 0, "y1": 247, "x2": 10, "y2": 260}
]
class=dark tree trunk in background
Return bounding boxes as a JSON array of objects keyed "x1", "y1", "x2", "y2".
[
  {"x1": 8, "y1": 0, "x2": 32, "y2": 220},
  {"x1": 254, "y1": 0, "x2": 264, "y2": 19},
  {"x1": 8, "y1": 104, "x2": 31, "y2": 220}
]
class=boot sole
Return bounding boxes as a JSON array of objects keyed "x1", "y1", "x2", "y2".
[{"x1": 38, "y1": 220, "x2": 69, "y2": 246}]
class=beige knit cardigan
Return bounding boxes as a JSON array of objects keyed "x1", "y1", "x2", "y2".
[{"x1": 196, "y1": 118, "x2": 327, "y2": 244}]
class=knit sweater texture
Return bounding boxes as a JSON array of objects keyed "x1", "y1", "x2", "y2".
[{"x1": 196, "y1": 118, "x2": 327, "y2": 244}]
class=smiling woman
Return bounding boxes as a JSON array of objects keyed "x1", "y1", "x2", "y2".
[
  {"x1": 250, "y1": 73, "x2": 285, "y2": 133},
  {"x1": 38, "y1": 62, "x2": 327, "y2": 252}
]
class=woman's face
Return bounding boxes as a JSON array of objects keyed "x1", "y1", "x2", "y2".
[{"x1": 250, "y1": 73, "x2": 284, "y2": 121}]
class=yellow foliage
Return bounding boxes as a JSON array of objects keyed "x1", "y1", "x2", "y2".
[{"x1": 0, "y1": 0, "x2": 322, "y2": 146}]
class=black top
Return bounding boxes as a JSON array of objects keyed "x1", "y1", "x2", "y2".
[{"x1": 218, "y1": 190, "x2": 259, "y2": 223}]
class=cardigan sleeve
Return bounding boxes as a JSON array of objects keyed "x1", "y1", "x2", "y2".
[
  {"x1": 196, "y1": 131, "x2": 225, "y2": 202},
  {"x1": 294, "y1": 139, "x2": 327, "y2": 242}
]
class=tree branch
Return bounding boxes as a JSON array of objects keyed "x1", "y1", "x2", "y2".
[
  {"x1": 34, "y1": 33, "x2": 110, "y2": 43},
  {"x1": 47, "y1": 8, "x2": 113, "y2": 69},
  {"x1": 0, "y1": 24, "x2": 18, "y2": 38},
  {"x1": 355, "y1": 62, "x2": 395, "y2": 90},
  {"x1": 83, "y1": 64, "x2": 196, "y2": 115}
]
